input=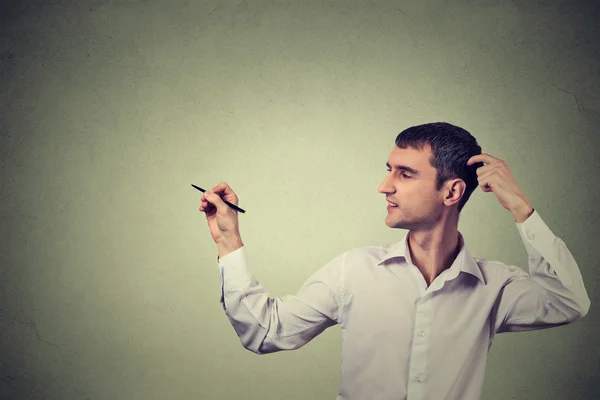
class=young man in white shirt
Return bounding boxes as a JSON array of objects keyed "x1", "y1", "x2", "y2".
[{"x1": 198, "y1": 122, "x2": 590, "y2": 400}]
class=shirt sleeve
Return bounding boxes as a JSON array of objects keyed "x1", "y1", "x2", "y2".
[
  {"x1": 216, "y1": 246, "x2": 343, "y2": 354},
  {"x1": 494, "y1": 209, "x2": 591, "y2": 334}
]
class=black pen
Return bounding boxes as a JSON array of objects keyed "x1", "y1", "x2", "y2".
[{"x1": 192, "y1": 184, "x2": 246, "y2": 213}]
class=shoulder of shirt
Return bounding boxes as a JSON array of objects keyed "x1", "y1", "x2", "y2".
[
  {"x1": 335, "y1": 242, "x2": 398, "y2": 263},
  {"x1": 334, "y1": 245, "x2": 530, "y2": 281},
  {"x1": 473, "y1": 256, "x2": 530, "y2": 284}
]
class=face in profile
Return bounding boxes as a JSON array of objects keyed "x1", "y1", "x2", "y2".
[{"x1": 378, "y1": 144, "x2": 449, "y2": 231}]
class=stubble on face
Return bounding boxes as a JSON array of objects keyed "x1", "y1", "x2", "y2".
[{"x1": 386, "y1": 187, "x2": 444, "y2": 231}]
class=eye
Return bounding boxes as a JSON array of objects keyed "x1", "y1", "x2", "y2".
[{"x1": 387, "y1": 169, "x2": 411, "y2": 179}]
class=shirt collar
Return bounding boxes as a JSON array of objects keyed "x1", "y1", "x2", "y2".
[{"x1": 376, "y1": 230, "x2": 486, "y2": 284}]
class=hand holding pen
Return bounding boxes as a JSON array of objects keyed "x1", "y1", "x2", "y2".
[
  {"x1": 193, "y1": 184, "x2": 245, "y2": 213},
  {"x1": 196, "y1": 182, "x2": 244, "y2": 257}
]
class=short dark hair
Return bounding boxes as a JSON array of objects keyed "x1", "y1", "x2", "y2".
[{"x1": 395, "y1": 122, "x2": 484, "y2": 214}]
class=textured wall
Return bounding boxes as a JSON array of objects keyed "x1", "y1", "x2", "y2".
[{"x1": 1, "y1": 0, "x2": 598, "y2": 399}]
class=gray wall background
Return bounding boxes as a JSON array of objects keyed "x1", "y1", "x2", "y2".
[{"x1": 1, "y1": 0, "x2": 599, "y2": 399}]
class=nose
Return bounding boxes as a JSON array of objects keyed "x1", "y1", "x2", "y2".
[{"x1": 378, "y1": 174, "x2": 395, "y2": 194}]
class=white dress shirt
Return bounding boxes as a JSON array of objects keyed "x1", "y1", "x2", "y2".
[{"x1": 216, "y1": 209, "x2": 590, "y2": 400}]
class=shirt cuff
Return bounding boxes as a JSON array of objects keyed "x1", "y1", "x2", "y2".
[
  {"x1": 216, "y1": 245, "x2": 254, "y2": 291},
  {"x1": 515, "y1": 209, "x2": 573, "y2": 286},
  {"x1": 515, "y1": 209, "x2": 550, "y2": 259}
]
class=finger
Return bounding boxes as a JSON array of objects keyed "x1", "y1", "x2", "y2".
[
  {"x1": 467, "y1": 153, "x2": 498, "y2": 166},
  {"x1": 466, "y1": 154, "x2": 483, "y2": 166},
  {"x1": 476, "y1": 176, "x2": 490, "y2": 190},
  {"x1": 211, "y1": 182, "x2": 238, "y2": 205},
  {"x1": 482, "y1": 178, "x2": 493, "y2": 191},
  {"x1": 478, "y1": 171, "x2": 495, "y2": 187},
  {"x1": 475, "y1": 160, "x2": 504, "y2": 177},
  {"x1": 204, "y1": 190, "x2": 228, "y2": 213},
  {"x1": 199, "y1": 201, "x2": 214, "y2": 212},
  {"x1": 212, "y1": 182, "x2": 231, "y2": 194}
]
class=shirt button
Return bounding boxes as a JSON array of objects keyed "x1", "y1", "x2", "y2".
[
  {"x1": 414, "y1": 375, "x2": 422, "y2": 383},
  {"x1": 418, "y1": 331, "x2": 425, "y2": 337},
  {"x1": 528, "y1": 233, "x2": 535, "y2": 240}
]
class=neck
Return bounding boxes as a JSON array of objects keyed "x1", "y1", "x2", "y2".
[{"x1": 407, "y1": 216, "x2": 461, "y2": 286}]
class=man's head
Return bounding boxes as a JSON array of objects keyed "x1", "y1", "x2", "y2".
[{"x1": 378, "y1": 122, "x2": 484, "y2": 230}]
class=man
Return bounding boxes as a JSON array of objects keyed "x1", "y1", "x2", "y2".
[{"x1": 198, "y1": 122, "x2": 590, "y2": 400}]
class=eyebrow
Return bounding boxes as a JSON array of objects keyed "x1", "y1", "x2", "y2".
[{"x1": 386, "y1": 162, "x2": 420, "y2": 176}]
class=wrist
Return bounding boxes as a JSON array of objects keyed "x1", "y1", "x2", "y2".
[
  {"x1": 512, "y1": 201, "x2": 534, "y2": 223},
  {"x1": 217, "y1": 235, "x2": 244, "y2": 258}
]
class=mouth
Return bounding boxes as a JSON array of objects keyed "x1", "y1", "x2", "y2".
[{"x1": 387, "y1": 200, "x2": 398, "y2": 207}]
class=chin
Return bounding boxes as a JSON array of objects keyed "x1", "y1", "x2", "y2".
[{"x1": 386, "y1": 218, "x2": 405, "y2": 229}]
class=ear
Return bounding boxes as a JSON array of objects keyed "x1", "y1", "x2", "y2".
[{"x1": 444, "y1": 179, "x2": 466, "y2": 206}]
